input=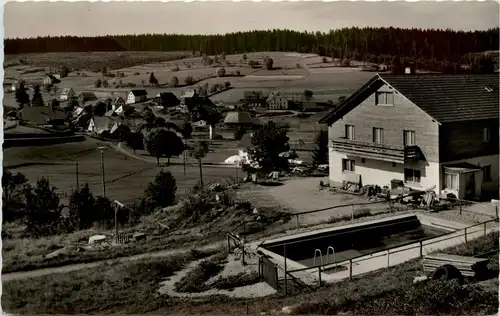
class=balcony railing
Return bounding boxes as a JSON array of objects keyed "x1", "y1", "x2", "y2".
[{"x1": 331, "y1": 138, "x2": 423, "y2": 163}]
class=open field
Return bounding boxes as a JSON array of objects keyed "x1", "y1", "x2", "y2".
[
  {"x1": 3, "y1": 138, "x2": 245, "y2": 205},
  {"x1": 3, "y1": 230, "x2": 498, "y2": 315},
  {"x1": 4, "y1": 51, "x2": 372, "y2": 108}
]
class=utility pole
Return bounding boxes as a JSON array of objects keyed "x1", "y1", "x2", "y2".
[
  {"x1": 76, "y1": 161, "x2": 79, "y2": 190},
  {"x1": 98, "y1": 147, "x2": 106, "y2": 197},
  {"x1": 183, "y1": 151, "x2": 187, "y2": 176}
]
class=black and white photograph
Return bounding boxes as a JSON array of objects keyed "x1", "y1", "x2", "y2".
[{"x1": 2, "y1": 1, "x2": 500, "y2": 314}]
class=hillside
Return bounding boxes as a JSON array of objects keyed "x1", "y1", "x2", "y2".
[{"x1": 5, "y1": 27, "x2": 499, "y2": 73}]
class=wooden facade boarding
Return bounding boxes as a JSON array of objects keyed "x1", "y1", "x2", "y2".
[{"x1": 259, "y1": 256, "x2": 279, "y2": 290}]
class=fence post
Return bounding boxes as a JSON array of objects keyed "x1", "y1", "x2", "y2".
[
  {"x1": 459, "y1": 199, "x2": 462, "y2": 215},
  {"x1": 419, "y1": 240, "x2": 423, "y2": 258},
  {"x1": 295, "y1": 214, "x2": 300, "y2": 230},
  {"x1": 349, "y1": 259, "x2": 353, "y2": 280},
  {"x1": 484, "y1": 221, "x2": 487, "y2": 236},
  {"x1": 464, "y1": 227, "x2": 468, "y2": 243},
  {"x1": 274, "y1": 264, "x2": 278, "y2": 292},
  {"x1": 495, "y1": 205, "x2": 499, "y2": 220},
  {"x1": 284, "y1": 244, "x2": 288, "y2": 296},
  {"x1": 318, "y1": 266, "x2": 322, "y2": 287},
  {"x1": 387, "y1": 249, "x2": 390, "y2": 268}
]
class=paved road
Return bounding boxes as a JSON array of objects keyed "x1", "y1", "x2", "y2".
[{"x1": 2, "y1": 241, "x2": 225, "y2": 282}]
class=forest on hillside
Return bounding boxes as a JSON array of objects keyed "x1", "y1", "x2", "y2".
[{"x1": 5, "y1": 27, "x2": 499, "y2": 72}]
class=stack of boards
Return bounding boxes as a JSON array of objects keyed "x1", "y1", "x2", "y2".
[{"x1": 423, "y1": 253, "x2": 489, "y2": 277}]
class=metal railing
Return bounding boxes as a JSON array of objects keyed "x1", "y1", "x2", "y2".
[{"x1": 282, "y1": 218, "x2": 498, "y2": 294}]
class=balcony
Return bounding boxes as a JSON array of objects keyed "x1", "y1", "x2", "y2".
[{"x1": 331, "y1": 138, "x2": 424, "y2": 163}]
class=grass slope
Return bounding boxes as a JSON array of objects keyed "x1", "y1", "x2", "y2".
[{"x1": 3, "y1": 232, "x2": 498, "y2": 315}]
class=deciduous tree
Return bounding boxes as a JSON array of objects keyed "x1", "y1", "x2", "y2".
[
  {"x1": 24, "y1": 177, "x2": 61, "y2": 237},
  {"x1": 144, "y1": 128, "x2": 185, "y2": 165},
  {"x1": 2, "y1": 170, "x2": 30, "y2": 222},
  {"x1": 189, "y1": 140, "x2": 209, "y2": 187},
  {"x1": 249, "y1": 121, "x2": 290, "y2": 173},
  {"x1": 144, "y1": 170, "x2": 177, "y2": 209},
  {"x1": 311, "y1": 129, "x2": 329, "y2": 167},
  {"x1": 69, "y1": 183, "x2": 95, "y2": 230}
]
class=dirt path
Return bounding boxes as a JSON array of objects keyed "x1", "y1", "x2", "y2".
[{"x1": 2, "y1": 241, "x2": 225, "y2": 282}]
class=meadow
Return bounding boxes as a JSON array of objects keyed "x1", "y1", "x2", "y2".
[{"x1": 3, "y1": 51, "x2": 372, "y2": 107}]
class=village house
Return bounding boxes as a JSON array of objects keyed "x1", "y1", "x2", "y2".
[
  {"x1": 154, "y1": 92, "x2": 180, "y2": 108},
  {"x1": 78, "y1": 92, "x2": 98, "y2": 104},
  {"x1": 266, "y1": 91, "x2": 289, "y2": 110},
  {"x1": 243, "y1": 90, "x2": 265, "y2": 108},
  {"x1": 87, "y1": 116, "x2": 125, "y2": 136},
  {"x1": 43, "y1": 74, "x2": 61, "y2": 85},
  {"x1": 126, "y1": 89, "x2": 148, "y2": 104},
  {"x1": 111, "y1": 96, "x2": 126, "y2": 111},
  {"x1": 59, "y1": 88, "x2": 75, "y2": 101},
  {"x1": 319, "y1": 73, "x2": 499, "y2": 201},
  {"x1": 18, "y1": 106, "x2": 67, "y2": 127}
]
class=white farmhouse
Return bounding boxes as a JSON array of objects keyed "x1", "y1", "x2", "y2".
[
  {"x1": 126, "y1": 89, "x2": 148, "y2": 104},
  {"x1": 266, "y1": 91, "x2": 288, "y2": 110}
]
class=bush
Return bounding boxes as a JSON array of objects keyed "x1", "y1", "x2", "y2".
[
  {"x1": 174, "y1": 251, "x2": 228, "y2": 293},
  {"x1": 184, "y1": 76, "x2": 194, "y2": 85},
  {"x1": 211, "y1": 271, "x2": 261, "y2": 290},
  {"x1": 144, "y1": 170, "x2": 177, "y2": 210},
  {"x1": 169, "y1": 76, "x2": 179, "y2": 87}
]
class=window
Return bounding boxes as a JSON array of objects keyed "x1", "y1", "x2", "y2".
[
  {"x1": 404, "y1": 168, "x2": 421, "y2": 184},
  {"x1": 483, "y1": 165, "x2": 492, "y2": 181},
  {"x1": 375, "y1": 92, "x2": 394, "y2": 106},
  {"x1": 345, "y1": 125, "x2": 355, "y2": 140},
  {"x1": 373, "y1": 127, "x2": 384, "y2": 144},
  {"x1": 482, "y1": 128, "x2": 490, "y2": 143},
  {"x1": 403, "y1": 130, "x2": 416, "y2": 146},
  {"x1": 342, "y1": 159, "x2": 355, "y2": 172},
  {"x1": 444, "y1": 173, "x2": 458, "y2": 190}
]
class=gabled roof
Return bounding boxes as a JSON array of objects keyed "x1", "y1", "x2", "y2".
[
  {"x1": 224, "y1": 111, "x2": 254, "y2": 125},
  {"x1": 45, "y1": 74, "x2": 61, "y2": 83},
  {"x1": 129, "y1": 89, "x2": 148, "y2": 96},
  {"x1": 78, "y1": 92, "x2": 97, "y2": 101},
  {"x1": 60, "y1": 88, "x2": 74, "y2": 95},
  {"x1": 238, "y1": 133, "x2": 253, "y2": 149},
  {"x1": 319, "y1": 73, "x2": 500, "y2": 125},
  {"x1": 19, "y1": 106, "x2": 67, "y2": 125},
  {"x1": 244, "y1": 90, "x2": 263, "y2": 98},
  {"x1": 155, "y1": 92, "x2": 180, "y2": 106},
  {"x1": 266, "y1": 91, "x2": 287, "y2": 102},
  {"x1": 112, "y1": 96, "x2": 125, "y2": 105}
]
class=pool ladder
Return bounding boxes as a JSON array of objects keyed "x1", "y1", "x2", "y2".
[{"x1": 313, "y1": 246, "x2": 337, "y2": 270}]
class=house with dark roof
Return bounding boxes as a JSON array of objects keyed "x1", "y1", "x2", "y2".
[
  {"x1": 78, "y1": 92, "x2": 98, "y2": 104},
  {"x1": 154, "y1": 92, "x2": 180, "y2": 108},
  {"x1": 59, "y1": 88, "x2": 75, "y2": 101},
  {"x1": 19, "y1": 106, "x2": 67, "y2": 126},
  {"x1": 243, "y1": 90, "x2": 265, "y2": 108},
  {"x1": 319, "y1": 73, "x2": 499, "y2": 200},
  {"x1": 126, "y1": 89, "x2": 148, "y2": 104},
  {"x1": 43, "y1": 74, "x2": 61, "y2": 85}
]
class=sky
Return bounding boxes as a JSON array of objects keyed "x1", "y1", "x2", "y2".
[{"x1": 3, "y1": 1, "x2": 500, "y2": 39}]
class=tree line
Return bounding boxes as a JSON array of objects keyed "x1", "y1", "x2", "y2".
[{"x1": 6, "y1": 27, "x2": 499, "y2": 66}]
